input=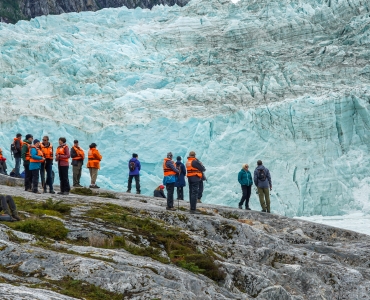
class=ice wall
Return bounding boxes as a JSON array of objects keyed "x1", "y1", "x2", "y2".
[{"x1": 1, "y1": 0, "x2": 370, "y2": 217}]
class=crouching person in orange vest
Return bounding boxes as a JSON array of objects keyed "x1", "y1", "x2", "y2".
[
  {"x1": 186, "y1": 151, "x2": 206, "y2": 214},
  {"x1": 71, "y1": 140, "x2": 85, "y2": 187},
  {"x1": 87, "y1": 143, "x2": 102, "y2": 189},
  {"x1": 55, "y1": 137, "x2": 71, "y2": 195},
  {"x1": 29, "y1": 139, "x2": 45, "y2": 194}
]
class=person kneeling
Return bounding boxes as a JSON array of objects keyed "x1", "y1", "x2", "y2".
[{"x1": 0, "y1": 195, "x2": 20, "y2": 221}]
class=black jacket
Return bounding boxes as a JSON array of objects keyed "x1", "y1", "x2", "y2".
[
  {"x1": 154, "y1": 190, "x2": 166, "y2": 198},
  {"x1": 14, "y1": 139, "x2": 22, "y2": 158}
]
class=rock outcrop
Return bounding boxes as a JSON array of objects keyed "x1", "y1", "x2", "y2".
[{"x1": 0, "y1": 174, "x2": 369, "y2": 299}]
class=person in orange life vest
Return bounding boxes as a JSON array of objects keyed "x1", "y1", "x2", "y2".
[
  {"x1": 71, "y1": 140, "x2": 85, "y2": 187},
  {"x1": 21, "y1": 134, "x2": 34, "y2": 192},
  {"x1": 29, "y1": 139, "x2": 45, "y2": 194},
  {"x1": 13, "y1": 133, "x2": 23, "y2": 177},
  {"x1": 186, "y1": 151, "x2": 206, "y2": 214},
  {"x1": 40, "y1": 136, "x2": 55, "y2": 194},
  {"x1": 0, "y1": 148, "x2": 8, "y2": 175},
  {"x1": 87, "y1": 143, "x2": 102, "y2": 189},
  {"x1": 55, "y1": 137, "x2": 71, "y2": 195},
  {"x1": 162, "y1": 152, "x2": 180, "y2": 211}
]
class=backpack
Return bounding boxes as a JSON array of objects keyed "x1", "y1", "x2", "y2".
[
  {"x1": 129, "y1": 161, "x2": 136, "y2": 171},
  {"x1": 257, "y1": 168, "x2": 267, "y2": 181},
  {"x1": 10, "y1": 142, "x2": 17, "y2": 154}
]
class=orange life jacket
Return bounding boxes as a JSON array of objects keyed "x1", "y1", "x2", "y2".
[
  {"x1": 87, "y1": 148, "x2": 102, "y2": 169},
  {"x1": 29, "y1": 146, "x2": 44, "y2": 163},
  {"x1": 0, "y1": 153, "x2": 3, "y2": 160},
  {"x1": 72, "y1": 146, "x2": 85, "y2": 160},
  {"x1": 56, "y1": 145, "x2": 69, "y2": 162},
  {"x1": 14, "y1": 137, "x2": 24, "y2": 149},
  {"x1": 40, "y1": 143, "x2": 53, "y2": 159},
  {"x1": 186, "y1": 157, "x2": 203, "y2": 178},
  {"x1": 163, "y1": 158, "x2": 177, "y2": 176},
  {"x1": 25, "y1": 143, "x2": 31, "y2": 161}
]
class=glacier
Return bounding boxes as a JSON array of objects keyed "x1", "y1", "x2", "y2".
[{"x1": 1, "y1": 0, "x2": 370, "y2": 225}]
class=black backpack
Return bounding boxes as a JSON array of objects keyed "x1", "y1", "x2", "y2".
[
  {"x1": 257, "y1": 168, "x2": 267, "y2": 181},
  {"x1": 129, "y1": 161, "x2": 136, "y2": 171},
  {"x1": 10, "y1": 142, "x2": 17, "y2": 154}
]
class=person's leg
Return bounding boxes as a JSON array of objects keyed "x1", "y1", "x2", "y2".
[
  {"x1": 58, "y1": 165, "x2": 64, "y2": 192},
  {"x1": 2, "y1": 161, "x2": 7, "y2": 174},
  {"x1": 15, "y1": 158, "x2": 21, "y2": 176},
  {"x1": 32, "y1": 169, "x2": 40, "y2": 192},
  {"x1": 239, "y1": 185, "x2": 247, "y2": 207},
  {"x1": 264, "y1": 188, "x2": 271, "y2": 212},
  {"x1": 0, "y1": 162, "x2": 4, "y2": 174},
  {"x1": 245, "y1": 185, "x2": 252, "y2": 209},
  {"x1": 0, "y1": 195, "x2": 10, "y2": 215},
  {"x1": 180, "y1": 187, "x2": 184, "y2": 200},
  {"x1": 91, "y1": 168, "x2": 98, "y2": 186},
  {"x1": 45, "y1": 162, "x2": 54, "y2": 191},
  {"x1": 5, "y1": 195, "x2": 20, "y2": 220},
  {"x1": 40, "y1": 163, "x2": 46, "y2": 191},
  {"x1": 77, "y1": 161, "x2": 82, "y2": 185},
  {"x1": 176, "y1": 187, "x2": 180, "y2": 200},
  {"x1": 73, "y1": 164, "x2": 79, "y2": 186},
  {"x1": 24, "y1": 164, "x2": 29, "y2": 190},
  {"x1": 258, "y1": 187, "x2": 266, "y2": 211},
  {"x1": 198, "y1": 180, "x2": 204, "y2": 201},
  {"x1": 135, "y1": 175, "x2": 140, "y2": 193},
  {"x1": 127, "y1": 175, "x2": 133, "y2": 191},
  {"x1": 64, "y1": 166, "x2": 70, "y2": 192},
  {"x1": 189, "y1": 181, "x2": 199, "y2": 211},
  {"x1": 166, "y1": 183, "x2": 175, "y2": 208},
  {"x1": 89, "y1": 168, "x2": 93, "y2": 185}
]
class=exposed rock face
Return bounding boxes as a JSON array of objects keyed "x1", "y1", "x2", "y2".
[{"x1": 0, "y1": 176, "x2": 370, "y2": 299}]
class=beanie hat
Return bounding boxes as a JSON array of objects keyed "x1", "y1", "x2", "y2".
[
  {"x1": 33, "y1": 139, "x2": 40, "y2": 144},
  {"x1": 74, "y1": 140, "x2": 78, "y2": 143},
  {"x1": 167, "y1": 152, "x2": 173, "y2": 158},
  {"x1": 159, "y1": 185, "x2": 164, "y2": 189},
  {"x1": 189, "y1": 151, "x2": 196, "y2": 157},
  {"x1": 16, "y1": 133, "x2": 22, "y2": 138},
  {"x1": 25, "y1": 134, "x2": 33, "y2": 140},
  {"x1": 89, "y1": 143, "x2": 97, "y2": 148}
]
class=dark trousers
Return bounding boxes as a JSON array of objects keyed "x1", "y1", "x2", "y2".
[
  {"x1": 239, "y1": 185, "x2": 252, "y2": 208},
  {"x1": 41, "y1": 161, "x2": 53, "y2": 191},
  {"x1": 128, "y1": 175, "x2": 140, "y2": 191},
  {"x1": 15, "y1": 157, "x2": 21, "y2": 176},
  {"x1": 198, "y1": 180, "x2": 204, "y2": 200},
  {"x1": 58, "y1": 165, "x2": 70, "y2": 193},
  {"x1": 0, "y1": 195, "x2": 17, "y2": 216},
  {"x1": 73, "y1": 160, "x2": 83, "y2": 185},
  {"x1": 166, "y1": 183, "x2": 175, "y2": 208},
  {"x1": 189, "y1": 181, "x2": 199, "y2": 211},
  {"x1": 24, "y1": 164, "x2": 33, "y2": 191},
  {"x1": 176, "y1": 187, "x2": 184, "y2": 200},
  {"x1": 32, "y1": 169, "x2": 40, "y2": 192}
]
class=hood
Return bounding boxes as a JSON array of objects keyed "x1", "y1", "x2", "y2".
[
  {"x1": 23, "y1": 139, "x2": 31, "y2": 144},
  {"x1": 256, "y1": 165, "x2": 266, "y2": 171},
  {"x1": 130, "y1": 157, "x2": 138, "y2": 162}
]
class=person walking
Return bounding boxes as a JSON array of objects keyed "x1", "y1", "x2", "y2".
[
  {"x1": 186, "y1": 151, "x2": 205, "y2": 214},
  {"x1": 163, "y1": 152, "x2": 179, "y2": 211},
  {"x1": 12, "y1": 133, "x2": 23, "y2": 177},
  {"x1": 29, "y1": 139, "x2": 45, "y2": 194},
  {"x1": 0, "y1": 195, "x2": 21, "y2": 221},
  {"x1": 21, "y1": 134, "x2": 33, "y2": 191},
  {"x1": 87, "y1": 143, "x2": 102, "y2": 189},
  {"x1": 175, "y1": 156, "x2": 186, "y2": 200},
  {"x1": 55, "y1": 137, "x2": 71, "y2": 195},
  {"x1": 0, "y1": 148, "x2": 8, "y2": 175},
  {"x1": 127, "y1": 153, "x2": 141, "y2": 194},
  {"x1": 238, "y1": 164, "x2": 253, "y2": 210},
  {"x1": 153, "y1": 185, "x2": 166, "y2": 198},
  {"x1": 40, "y1": 136, "x2": 55, "y2": 194},
  {"x1": 71, "y1": 140, "x2": 85, "y2": 187},
  {"x1": 253, "y1": 160, "x2": 272, "y2": 213}
]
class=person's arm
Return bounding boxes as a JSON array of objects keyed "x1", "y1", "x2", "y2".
[
  {"x1": 166, "y1": 160, "x2": 179, "y2": 173},
  {"x1": 267, "y1": 169, "x2": 272, "y2": 189},
  {"x1": 70, "y1": 147, "x2": 77, "y2": 158},
  {"x1": 21, "y1": 144, "x2": 28, "y2": 162},
  {"x1": 181, "y1": 164, "x2": 186, "y2": 175},
  {"x1": 253, "y1": 170, "x2": 258, "y2": 186},
  {"x1": 191, "y1": 160, "x2": 205, "y2": 172},
  {"x1": 31, "y1": 148, "x2": 44, "y2": 161},
  {"x1": 94, "y1": 150, "x2": 102, "y2": 161},
  {"x1": 160, "y1": 190, "x2": 166, "y2": 198},
  {"x1": 137, "y1": 160, "x2": 141, "y2": 171},
  {"x1": 238, "y1": 171, "x2": 242, "y2": 185}
]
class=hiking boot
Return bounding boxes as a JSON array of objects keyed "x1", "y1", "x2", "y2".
[
  {"x1": 136, "y1": 191, "x2": 141, "y2": 195},
  {"x1": 245, "y1": 207, "x2": 251, "y2": 210},
  {"x1": 50, "y1": 190, "x2": 55, "y2": 194},
  {"x1": 76, "y1": 184, "x2": 83, "y2": 187},
  {"x1": 57, "y1": 191, "x2": 63, "y2": 195},
  {"x1": 89, "y1": 185, "x2": 94, "y2": 188},
  {"x1": 43, "y1": 188, "x2": 47, "y2": 194},
  {"x1": 33, "y1": 191, "x2": 41, "y2": 194},
  {"x1": 197, "y1": 199, "x2": 202, "y2": 203},
  {"x1": 12, "y1": 214, "x2": 21, "y2": 221},
  {"x1": 238, "y1": 205, "x2": 242, "y2": 209},
  {"x1": 189, "y1": 210, "x2": 201, "y2": 214},
  {"x1": 261, "y1": 209, "x2": 267, "y2": 212},
  {"x1": 166, "y1": 207, "x2": 176, "y2": 211},
  {"x1": 93, "y1": 185, "x2": 100, "y2": 189},
  {"x1": 63, "y1": 192, "x2": 69, "y2": 195},
  {"x1": 126, "y1": 190, "x2": 131, "y2": 193}
]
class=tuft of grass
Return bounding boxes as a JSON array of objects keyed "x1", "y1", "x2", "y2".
[
  {"x1": 70, "y1": 188, "x2": 117, "y2": 199},
  {"x1": 13, "y1": 196, "x2": 72, "y2": 217},
  {"x1": 7, "y1": 218, "x2": 68, "y2": 240},
  {"x1": 221, "y1": 212, "x2": 239, "y2": 220}
]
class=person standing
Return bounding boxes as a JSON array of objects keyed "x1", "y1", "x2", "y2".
[
  {"x1": 71, "y1": 140, "x2": 85, "y2": 187},
  {"x1": 186, "y1": 151, "x2": 205, "y2": 214},
  {"x1": 127, "y1": 153, "x2": 141, "y2": 194},
  {"x1": 238, "y1": 164, "x2": 253, "y2": 210},
  {"x1": 163, "y1": 152, "x2": 179, "y2": 211},
  {"x1": 87, "y1": 143, "x2": 102, "y2": 189},
  {"x1": 55, "y1": 137, "x2": 71, "y2": 195},
  {"x1": 0, "y1": 148, "x2": 8, "y2": 175},
  {"x1": 12, "y1": 133, "x2": 23, "y2": 177},
  {"x1": 40, "y1": 136, "x2": 55, "y2": 194},
  {"x1": 253, "y1": 160, "x2": 272, "y2": 213},
  {"x1": 29, "y1": 139, "x2": 45, "y2": 194},
  {"x1": 21, "y1": 134, "x2": 33, "y2": 191},
  {"x1": 175, "y1": 156, "x2": 186, "y2": 200}
]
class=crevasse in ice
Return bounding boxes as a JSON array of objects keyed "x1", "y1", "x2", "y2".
[{"x1": 1, "y1": 0, "x2": 370, "y2": 218}]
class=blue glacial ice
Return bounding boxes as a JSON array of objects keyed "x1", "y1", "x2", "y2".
[{"x1": 1, "y1": 0, "x2": 370, "y2": 223}]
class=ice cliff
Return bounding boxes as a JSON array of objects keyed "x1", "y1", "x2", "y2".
[{"x1": 1, "y1": 0, "x2": 370, "y2": 217}]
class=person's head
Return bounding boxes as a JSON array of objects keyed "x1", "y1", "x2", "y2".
[
  {"x1": 176, "y1": 156, "x2": 182, "y2": 161},
  {"x1": 257, "y1": 160, "x2": 263, "y2": 166},
  {"x1": 243, "y1": 163, "x2": 249, "y2": 170},
  {"x1": 74, "y1": 139, "x2": 78, "y2": 145},
  {"x1": 167, "y1": 152, "x2": 173, "y2": 159},
  {"x1": 42, "y1": 136, "x2": 49, "y2": 144},
  {"x1": 89, "y1": 143, "x2": 97, "y2": 149},
  {"x1": 16, "y1": 133, "x2": 22, "y2": 139},
  {"x1": 159, "y1": 185, "x2": 164, "y2": 190},
  {"x1": 33, "y1": 139, "x2": 40, "y2": 147},
  {"x1": 25, "y1": 134, "x2": 33, "y2": 142},
  {"x1": 132, "y1": 153, "x2": 138, "y2": 158},
  {"x1": 59, "y1": 137, "x2": 66, "y2": 145},
  {"x1": 189, "y1": 151, "x2": 196, "y2": 158}
]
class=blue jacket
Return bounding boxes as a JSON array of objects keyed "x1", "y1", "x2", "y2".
[
  {"x1": 238, "y1": 169, "x2": 253, "y2": 186},
  {"x1": 128, "y1": 158, "x2": 141, "y2": 176},
  {"x1": 29, "y1": 147, "x2": 44, "y2": 171},
  {"x1": 175, "y1": 161, "x2": 186, "y2": 187},
  {"x1": 254, "y1": 165, "x2": 272, "y2": 188}
]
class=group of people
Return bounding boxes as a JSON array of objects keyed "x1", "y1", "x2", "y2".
[{"x1": 7, "y1": 133, "x2": 102, "y2": 195}]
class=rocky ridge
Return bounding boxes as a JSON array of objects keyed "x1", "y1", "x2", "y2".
[{"x1": 0, "y1": 174, "x2": 370, "y2": 299}]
